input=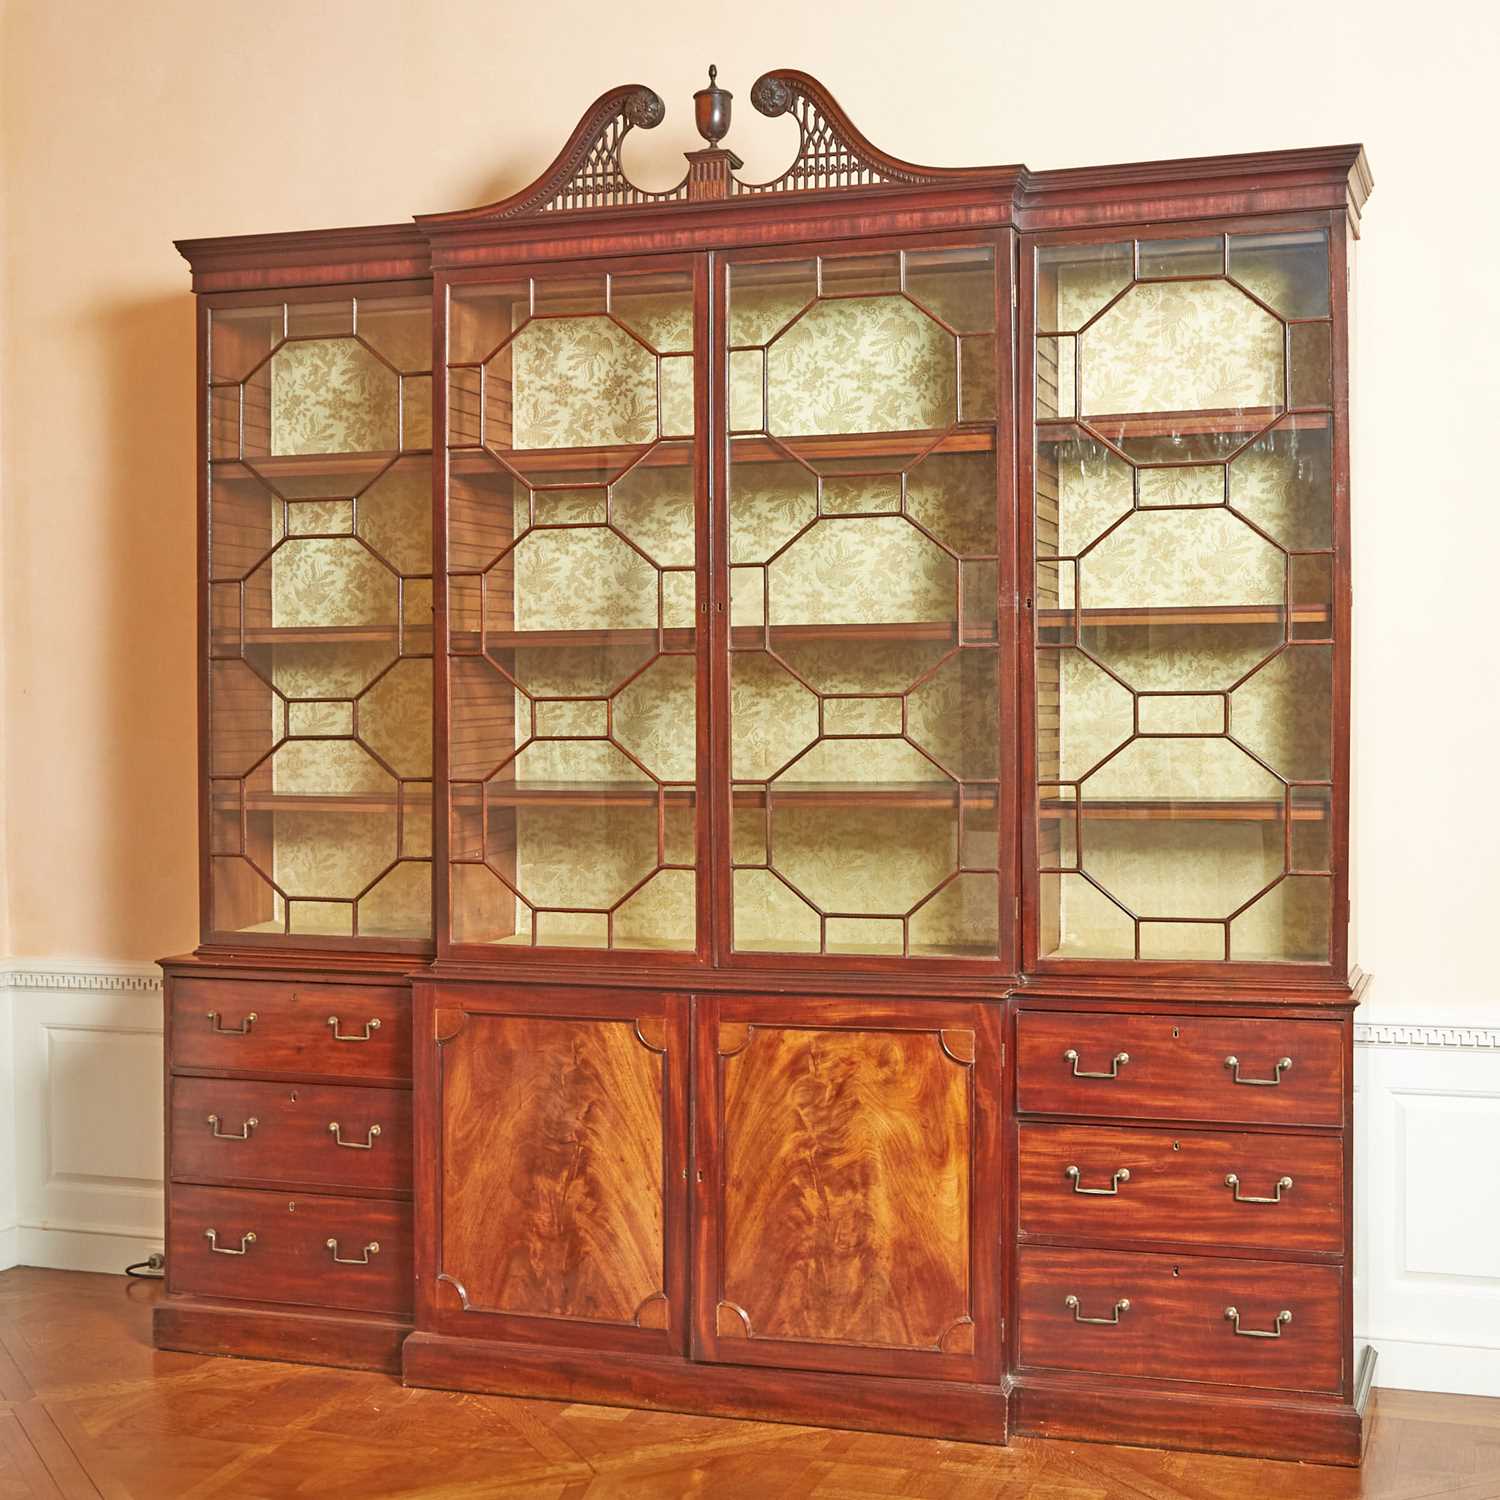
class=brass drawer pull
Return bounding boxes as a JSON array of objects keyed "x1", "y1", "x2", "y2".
[
  {"x1": 328, "y1": 1121, "x2": 381, "y2": 1150},
  {"x1": 1225, "y1": 1306, "x2": 1292, "y2": 1338},
  {"x1": 1224, "y1": 1054, "x2": 1292, "y2": 1086},
  {"x1": 1225, "y1": 1173, "x2": 1293, "y2": 1204},
  {"x1": 207, "y1": 1113, "x2": 258, "y2": 1140},
  {"x1": 328, "y1": 1015, "x2": 381, "y2": 1042},
  {"x1": 1066, "y1": 1165, "x2": 1130, "y2": 1196},
  {"x1": 204, "y1": 1228, "x2": 256, "y2": 1255},
  {"x1": 1065, "y1": 1294, "x2": 1130, "y2": 1325},
  {"x1": 326, "y1": 1238, "x2": 380, "y2": 1265},
  {"x1": 206, "y1": 1010, "x2": 256, "y2": 1035},
  {"x1": 1064, "y1": 1048, "x2": 1129, "y2": 1079}
]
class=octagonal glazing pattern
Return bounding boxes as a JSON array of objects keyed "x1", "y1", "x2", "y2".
[
  {"x1": 446, "y1": 266, "x2": 699, "y2": 950},
  {"x1": 1033, "y1": 229, "x2": 1336, "y2": 964},
  {"x1": 206, "y1": 288, "x2": 434, "y2": 942},
  {"x1": 727, "y1": 246, "x2": 1003, "y2": 959}
]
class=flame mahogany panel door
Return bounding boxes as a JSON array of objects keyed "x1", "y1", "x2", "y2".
[
  {"x1": 419, "y1": 985, "x2": 689, "y2": 1356},
  {"x1": 690, "y1": 994, "x2": 1003, "y2": 1382}
]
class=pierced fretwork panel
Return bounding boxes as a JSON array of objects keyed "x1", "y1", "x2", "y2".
[
  {"x1": 446, "y1": 267, "x2": 700, "y2": 951},
  {"x1": 736, "y1": 74, "x2": 947, "y2": 196},
  {"x1": 1032, "y1": 230, "x2": 1336, "y2": 964},
  {"x1": 462, "y1": 73, "x2": 965, "y2": 222},
  {"x1": 727, "y1": 246, "x2": 1002, "y2": 960},
  {"x1": 207, "y1": 290, "x2": 434, "y2": 943}
]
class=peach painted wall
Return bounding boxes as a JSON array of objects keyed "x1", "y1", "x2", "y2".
[{"x1": 1, "y1": 1, "x2": 1496, "y2": 1017}]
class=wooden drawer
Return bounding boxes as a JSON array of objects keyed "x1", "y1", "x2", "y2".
[
  {"x1": 1016, "y1": 1011, "x2": 1344, "y2": 1126},
  {"x1": 1017, "y1": 1123, "x2": 1343, "y2": 1254},
  {"x1": 168, "y1": 1185, "x2": 411, "y2": 1316},
  {"x1": 170, "y1": 978, "x2": 410, "y2": 1084},
  {"x1": 1017, "y1": 1246, "x2": 1342, "y2": 1395},
  {"x1": 170, "y1": 1078, "x2": 411, "y2": 1194}
]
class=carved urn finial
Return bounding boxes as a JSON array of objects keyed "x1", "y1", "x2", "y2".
[{"x1": 694, "y1": 64, "x2": 732, "y2": 147}]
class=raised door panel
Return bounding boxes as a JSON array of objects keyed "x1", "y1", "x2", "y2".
[
  {"x1": 692, "y1": 995, "x2": 1001, "y2": 1382},
  {"x1": 420, "y1": 986, "x2": 688, "y2": 1355}
]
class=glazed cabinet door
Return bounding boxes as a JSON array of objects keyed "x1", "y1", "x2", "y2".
[
  {"x1": 416, "y1": 985, "x2": 689, "y2": 1354},
  {"x1": 206, "y1": 282, "x2": 435, "y2": 950},
  {"x1": 442, "y1": 255, "x2": 708, "y2": 960},
  {"x1": 720, "y1": 238, "x2": 1013, "y2": 969},
  {"x1": 1023, "y1": 219, "x2": 1346, "y2": 975},
  {"x1": 691, "y1": 995, "x2": 1002, "y2": 1382}
]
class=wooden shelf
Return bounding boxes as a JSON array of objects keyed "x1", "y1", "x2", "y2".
[
  {"x1": 1038, "y1": 798, "x2": 1326, "y2": 823},
  {"x1": 738, "y1": 782, "x2": 999, "y2": 811},
  {"x1": 212, "y1": 452, "x2": 423, "y2": 483},
  {"x1": 477, "y1": 782, "x2": 999, "y2": 811},
  {"x1": 448, "y1": 426, "x2": 994, "y2": 479},
  {"x1": 455, "y1": 619, "x2": 997, "y2": 653},
  {"x1": 733, "y1": 938, "x2": 997, "y2": 959},
  {"x1": 1036, "y1": 604, "x2": 1330, "y2": 630},
  {"x1": 216, "y1": 790, "x2": 431, "y2": 815},
  {"x1": 215, "y1": 624, "x2": 432, "y2": 649},
  {"x1": 1037, "y1": 408, "x2": 1329, "y2": 442}
]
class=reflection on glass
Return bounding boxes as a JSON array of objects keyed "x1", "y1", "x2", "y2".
[
  {"x1": 1034, "y1": 231, "x2": 1337, "y2": 964},
  {"x1": 727, "y1": 246, "x2": 1002, "y2": 959},
  {"x1": 445, "y1": 268, "x2": 698, "y2": 951},
  {"x1": 206, "y1": 291, "x2": 434, "y2": 942}
]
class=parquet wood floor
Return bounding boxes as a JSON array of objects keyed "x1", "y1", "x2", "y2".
[{"x1": 1, "y1": 1269, "x2": 1497, "y2": 1498}]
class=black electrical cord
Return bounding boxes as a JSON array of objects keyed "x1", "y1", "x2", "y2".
[{"x1": 124, "y1": 1257, "x2": 164, "y2": 1279}]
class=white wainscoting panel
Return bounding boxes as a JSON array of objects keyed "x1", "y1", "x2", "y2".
[
  {"x1": 1355, "y1": 1024, "x2": 1500, "y2": 1396},
  {"x1": 3, "y1": 960, "x2": 164, "y2": 1273}
]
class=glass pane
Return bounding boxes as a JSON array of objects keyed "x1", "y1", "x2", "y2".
[
  {"x1": 206, "y1": 291, "x2": 433, "y2": 943},
  {"x1": 1036, "y1": 242, "x2": 1133, "y2": 332},
  {"x1": 1290, "y1": 321, "x2": 1334, "y2": 408},
  {"x1": 1229, "y1": 230, "x2": 1330, "y2": 320},
  {"x1": 1229, "y1": 419, "x2": 1333, "y2": 551},
  {"x1": 903, "y1": 246, "x2": 996, "y2": 333},
  {"x1": 446, "y1": 266, "x2": 698, "y2": 951},
  {"x1": 728, "y1": 247, "x2": 1001, "y2": 959},
  {"x1": 1138, "y1": 237, "x2": 1223, "y2": 278},
  {"x1": 1032, "y1": 233, "x2": 1336, "y2": 966}
]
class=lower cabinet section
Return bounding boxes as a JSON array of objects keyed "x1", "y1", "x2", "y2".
[
  {"x1": 169, "y1": 1184, "x2": 413, "y2": 1316},
  {"x1": 156, "y1": 969, "x2": 1363, "y2": 1463},
  {"x1": 1016, "y1": 1245, "x2": 1344, "y2": 1395},
  {"x1": 412, "y1": 985, "x2": 1005, "y2": 1433}
]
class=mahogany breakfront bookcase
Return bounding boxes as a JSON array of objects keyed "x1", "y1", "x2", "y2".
[{"x1": 156, "y1": 69, "x2": 1376, "y2": 1466}]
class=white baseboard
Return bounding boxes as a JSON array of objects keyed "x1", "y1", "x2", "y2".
[
  {"x1": 0, "y1": 1223, "x2": 17, "y2": 1273},
  {"x1": 1363, "y1": 1337, "x2": 1500, "y2": 1399},
  {"x1": 12, "y1": 1223, "x2": 163, "y2": 1276}
]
